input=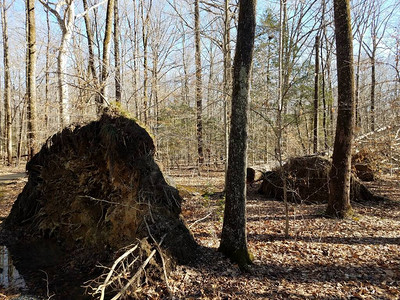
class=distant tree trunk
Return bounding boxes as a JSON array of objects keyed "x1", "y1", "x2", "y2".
[
  {"x1": 321, "y1": 39, "x2": 328, "y2": 149},
  {"x1": 326, "y1": 0, "x2": 355, "y2": 218},
  {"x1": 370, "y1": 53, "x2": 375, "y2": 131},
  {"x1": 26, "y1": 0, "x2": 37, "y2": 159},
  {"x1": 194, "y1": 0, "x2": 204, "y2": 166},
  {"x1": 45, "y1": 6, "x2": 51, "y2": 132},
  {"x1": 277, "y1": 0, "x2": 289, "y2": 237},
  {"x1": 114, "y1": 0, "x2": 121, "y2": 103},
  {"x1": 126, "y1": 2, "x2": 139, "y2": 117},
  {"x1": 2, "y1": 0, "x2": 12, "y2": 164},
  {"x1": 320, "y1": 0, "x2": 328, "y2": 150},
  {"x1": 99, "y1": 0, "x2": 115, "y2": 110},
  {"x1": 223, "y1": 0, "x2": 231, "y2": 175},
  {"x1": 17, "y1": 98, "x2": 27, "y2": 165},
  {"x1": 355, "y1": 31, "x2": 365, "y2": 129},
  {"x1": 219, "y1": 0, "x2": 256, "y2": 269},
  {"x1": 140, "y1": 0, "x2": 151, "y2": 125},
  {"x1": 82, "y1": 0, "x2": 98, "y2": 82},
  {"x1": 313, "y1": 34, "x2": 320, "y2": 154}
]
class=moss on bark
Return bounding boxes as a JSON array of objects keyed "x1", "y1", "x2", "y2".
[{"x1": 219, "y1": 244, "x2": 253, "y2": 270}]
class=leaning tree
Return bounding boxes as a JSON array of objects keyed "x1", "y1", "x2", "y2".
[{"x1": 218, "y1": 0, "x2": 256, "y2": 268}]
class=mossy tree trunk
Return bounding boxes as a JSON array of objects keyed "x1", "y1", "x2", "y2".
[
  {"x1": 326, "y1": 0, "x2": 355, "y2": 218},
  {"x1": 219, "y1": 0, "x2": 256, "y2": 269}
]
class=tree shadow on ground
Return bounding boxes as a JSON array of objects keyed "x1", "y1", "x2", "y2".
[
  {"x1": 248, "y1": 233, "x2": 400, "y2": 245},
  {"x1": 250, "y1": 261, "x2": 399, "y2": 285},
  {"x1": 192, "y1": 245, "x2": 399, "y2": 299}
]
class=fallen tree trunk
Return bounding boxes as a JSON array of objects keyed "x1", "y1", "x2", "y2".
[{"x1": 258, "y1": 155, "x2": 387, "y2": 203}]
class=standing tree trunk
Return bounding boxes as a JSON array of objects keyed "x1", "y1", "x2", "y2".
[
  {"x1": 114, "y1": 0, "x2": 121, "y2": 103},
  {"x1": 313, "y1": 34, "x2": 320, "y2": 153},
  {"x1": 2, "y1": 0, "x2": 12, "y2": 164},
  {"x1": 194, "y1": 0, "x2": 204, "y2": 166},
  {"x1": 370, "y1": 53, "x2": 376, "y2": 131},
  {"x1": 99, "y1": 0, "x2": 115, "y2": 109},
  {"x1": 82, "y1": 0, "x2": 98, "y2": 83},
  {"x1": 277, "y1": 0, "x2": 289, "y2": 237},
  {"x1": 219, "y1": 0, "x2": 256, "y2": 269},
  {"x1": 326, "y1": 0, "x2": 355, "y2": 218},
  {"x1": 223, "y1": 0, "x2": 231, "y2": 175},
  {"x1": 26, "y1": 0, "x2": 37, "y2": 159},
  {"x1": 140, "y1": 0, "x2": 152, "y2": 125},
  {"x1": 44, "y1": 6, "x2": 51, "y2": 133},
  {"x1": 320, "y1": 0, "x2": 328, "y2": 149}
]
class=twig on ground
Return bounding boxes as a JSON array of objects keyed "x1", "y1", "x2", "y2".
[{"x1": 189, "y1": 212, "x2": 212, "y2": 229}]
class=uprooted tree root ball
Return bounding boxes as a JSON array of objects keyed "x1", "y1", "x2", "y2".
[
  {"x1": 258, "y1": 155, "x2": 387, "y2": 204},
  {"x1": 4, "y1": 112, "x2": 198, "y2": 299}
]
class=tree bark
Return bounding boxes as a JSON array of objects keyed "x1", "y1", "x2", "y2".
[
  {"x1": 114, "y1": 0, "x2": 121, "y2": 103},
  {"x1": 326, "y1": 0, "x2": 355, "y2": 218},
  {"x1": 99, "y1": 0, "x2": 115, "y2": 109},
  {"x1": 219, "y1": 0, "x2": 256, "y2": 269},
  {"x1": 82, "y1": 0, "x2": 98, "y2": 82},
  {"x1": 140, "y1": 0, "x2": 151, "y2": 125},
  {"x1": 2, "y1": 0, "x2": 12, "y2": 164},
  {"x1": 27, "y1": 0, "x2": 37, "y2": 159},
  {"x1": 370, "y1": 54, "x2": 375, "y2": 131},
  {"x1": 194, "y1": 0, "x2": 204, "y2": 166},
  {"x1": 45, "y1": 6, "x2": 51, "y2": 132},
  {"x1": 313, "y1": 34, "x2": 320, "y2": 154},
  {"x1": 223, "y1": 0, "x2": 231, "y2": 176}
]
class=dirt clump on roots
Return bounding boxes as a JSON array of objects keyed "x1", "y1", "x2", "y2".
[
  {"x1": 3, "y1": 112, "x2": 198, "y2": 299},
  {"x1": 258, "y1": 155, "x2": 386, "y2": 204}
]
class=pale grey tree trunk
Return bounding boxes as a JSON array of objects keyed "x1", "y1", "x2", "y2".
[{"x1": 2, "y1": 0, "x2": 12, "y2": 164}]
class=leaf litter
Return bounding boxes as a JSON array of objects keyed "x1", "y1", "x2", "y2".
[
  {"x1": 168, "y1": 171, "x2": 400, "y2": 300},
  {"x1": 0, "y1": 169, "x2": 399, "y2": 299}
]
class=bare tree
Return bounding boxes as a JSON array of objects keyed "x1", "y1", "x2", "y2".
[
  {"x1": 223, "y1": 0, "x2": 232, "y2": 174},
  {"x1": 326, "y1": 0, "x2": 355, "y2": 218},
  {"x1": 39, "y1": 0, "x2": 75, "y2": 128},
  {"x1": 194, "y1": 0, "x2": 204, "y2": 166},
  {"x1": 99, "y1": 0, "x2": 115, "y2": 109},
  {"x1": 114, "y1": 0, "x2": 121, "y2": 103},
  {"x1": 219, "y1": 0, "x2": 256, "y2": 269},
  {"x1": 1, "y1": 0, "x2": 12, "y2": 164},
  {"x1": 27, "y1": 0, "x2": 38, "y2": 158},
  {"x1": 362, "y1": 0, "x2": 398, "y2": 131},
  {"x1": 140, "y1": 0, "x2": 152, "y2": 124},
  {"x1": 313, "y1": 34, "x2": 320, "y2": 153},
  {"x1": 82, "y1": 0, "x2": 98, "y2": 84}
]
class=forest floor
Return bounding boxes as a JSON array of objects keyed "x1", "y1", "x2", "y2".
[{"x1": 0, "y1": 166, "x2": 399, "y2": 299}]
